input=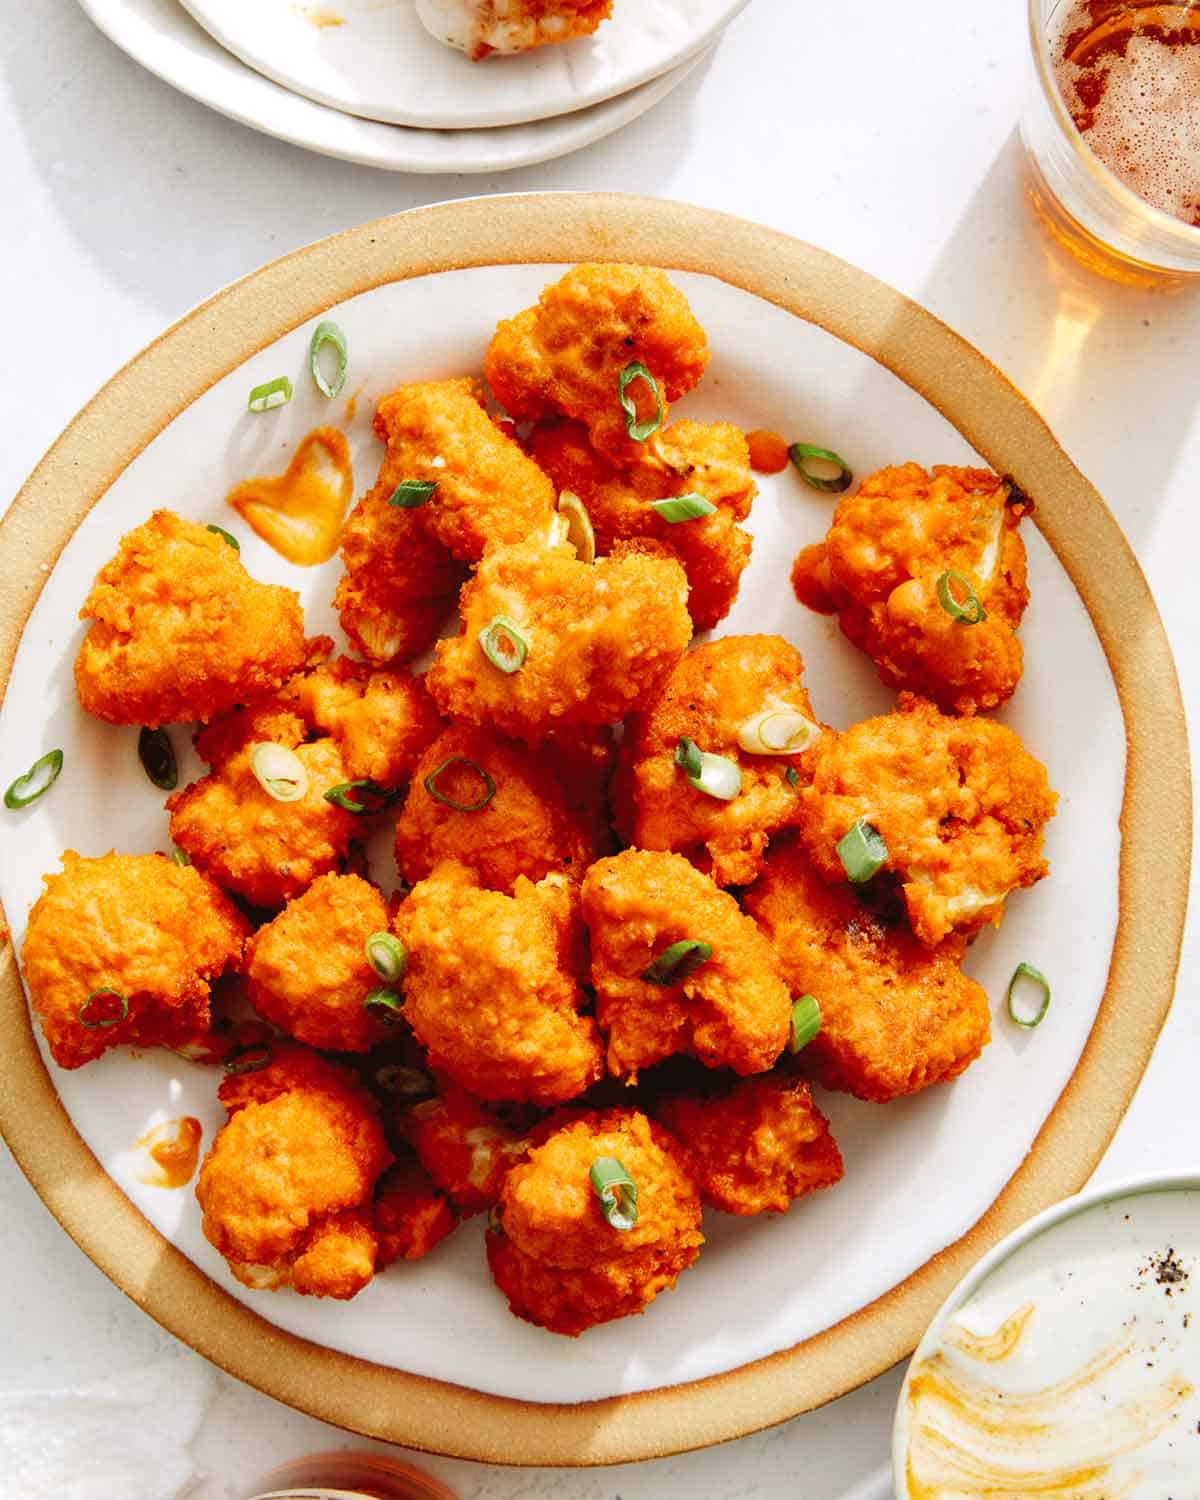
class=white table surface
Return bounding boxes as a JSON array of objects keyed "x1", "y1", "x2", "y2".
[{"x1": 3, "y1": 3, "x2": 1198, "y2": 1497}]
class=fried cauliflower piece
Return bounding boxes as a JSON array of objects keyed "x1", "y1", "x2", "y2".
[
  {"x1": 417, "y1": 0, "x2": 613, "y2": 60},
  {"x1": 396, "y1": 863, "x2": 603, "y2": 1106},
  {"x1": 796, "y1": 695, "x2": 1057, "y2": 948},
  {"x1": 743, "y1": 840, "x2": 991, "y2": 1100},
  {"x1": 394, "y1": 723, "x2": 594, "y2": 893},
  {"x1": 74, "y1": 509, "x2": 307, "y2": 727},
  {"x1": 528, "y1": 418, "x2": 755, "y2": 631},
  {"x1": 795, "y1": 464, "x2": 1031, "y2": 715},
  {"x1": 582, "y1": 850, "x2": 792, "y2": 1081},
  {"x1": 617, "y1": 635, "x2": 819, "y2": 887},
  {"x1": 487, "y1": 1108, "x2": 703, "y2": 1336},
  {"x1": 197, "y1": 1046, "x2": 392, "y2": 1300},
  {"x1": 427, "y1": 533, "x2": 691, "y2": 740},
  {"x1": 401, "y1": 1079, "x2": 531, "y2": 1215},
  {"x1": 485, "y1": 264, "x2": 709, "y2": 466},
  {"x1": 20, "y1": 851, "x2": 248, "y2": 1070},
  {"x1": 657, "y1": 1073, "x2": 843, "y2": 1216},
  {"x1": 373, "y1": 1156, "x2": 459, "y2": 1267}
]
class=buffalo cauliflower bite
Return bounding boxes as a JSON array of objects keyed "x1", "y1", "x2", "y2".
[
  {"x1": 656, "y1": 1073, "x2": 843, "y2": 1216},
  {"x1": 796, "y1": 695, "x2": 1057, "y2": 948},
  {"x1": 743, "y1": 840, "x2": 991, "y2": 1101},
  {"x1": 400, "y1": 1078, "x2": 531, "y2": 1215},
  {"x1": 527, "y1": 418, "x2": 755, "y2": 631},
  {"x1": 485, "y1": 264, "x2": 709, "y2": 466},
  {"x1": 795, "y1": 464, "x2": 1031, "y2": 715},
  {"x1": 197, "y1": 1046, "x2": 392, "y2": 1299},
  {"x1": 487, "y1": 1108, "x2": 703, "y2": 1335},
  {"x1": 394, "y1": 724, "x2": 594, "y2": 893},
  {"x1": 582, "y1": 849, "x2": 792, "y2": 1081},
  {"x1": 417, "y1": 0, "x2": 613, "y2": 60},
  {"x1": 396, "y1": 863, "x2": 604, "y2": 1106},
  {"x1": 20, "y1": 851, "x2": 248, "y2": 1070},
  {"x1": 617, "y1": 635, "x2": 820, "y2": 887},
  {"x1": 373, "y1": 1156, "x2": 459, "y2": 1267},
  {"x1": 74, "y1": 510, "x2": 307, "y2": 727},
  {"x1": 243, "y1": 873, "x2": 391, "y2": 1052},
  {"x1": 427, "y1": 533, "x2": 692, "y2": 740}
]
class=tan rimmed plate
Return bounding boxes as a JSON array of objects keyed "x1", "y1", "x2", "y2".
[{"x1": 0, "y1": 194, "x2": 1189, "y2": 1465}]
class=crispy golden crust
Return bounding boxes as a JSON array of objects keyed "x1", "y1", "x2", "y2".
[
  {"x1": 582, "y1": 849, "x2": 792, "y2": 1080},
  {"x1": 402, "y1": 1079, "x2": 531, "y2": 1215},
  {"x1": 373, "y1": 1157, "x2": 459, "y2": 1266},
  {"x1": 796, "y1": 695, "x2": 1057, "y2": 948},
  {"x1": 244, "y1": 873, "x2": 391, "y2": 1053},
  {"x1": 618, "y1": 635, "x2": 819, "y2": 887},
  {"x1": 20, "y1": 851, "x2": 247, "y2": 1070},
  {"x1": 485, "y1": 264, "x2": 709, "y2": 466},
  {"x1": 487, "y1": 1108, "x2": 702, "y2": 1336},
  {"x1": 743, "y1": 840, "x2": 992, "y2": 1101},
  {"x1": 427, "y1": 535, "x2": 692, "y2": 740},
  {"x1": 656, "y1": 1074, "x2": 843, "y2": 1216},
  {"x1": 217, "y1": 1040, "x2": 364, "y2": 1113},
  {"x1": 396, "y1": 863, "x2": 604, "y2": 1106},
  {"x1": 287, "y1": 1208, "x2": 378, "y2": 1300},
  {"x1": 448, "y1": 0, "x2": 614, "y2": 61},
  {"x1": 394, "y1": 724, "x2": 594, "y2": 893}
]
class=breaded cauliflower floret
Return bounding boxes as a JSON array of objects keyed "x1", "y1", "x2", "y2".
[
  {"x1": 427, "y1": 534, "x2": 691, "y2": 741},
  {"x1": 20, "y1": 851, "x2": 248, "y2": 1070},
  {"x1": 617, "y1": 635, "x2": 819, "y2": 887},
  {"x1": 485, "y1": 264, "x2": 709, "y2": 466},
  {"x1": 401, "y1": 1078, "x2": 531, "y2": 1215},
  {"x1": 796, "y1": 695, "x2": 1057, "y2": 948},
  {"x1": 744, "y1": 840, "x2": 991, "y2": 1100},
  {"x1": 417, "y1": 0, "x2": 613, "y2": 61},
  {"x1": 656, "y1": 1073, "x2": 843, "y2": 1216},
  {"x1": 487, "y1": 1108, "x2": 703, "y2": 1336},
  {"x1": 795, "y1": 465, "x2": 1031, "y2": 715},
  {"x1": 74, "y1": 510, "x2": 307, "y2": 727},
  {"x1": 394, "y1": 724, "x2": 594, "y2": 893},
  {"x1": 396, "y1": 863, "x2": 603, "y2": 1106},
  {"x1": 582, "y1": 850, "x2": 792, "y2": 1080},
  {"x1": 244, "y1": 873, "x2": 391, "y2": 1053},
  {"x1": 373, "y1": 1156, "x2": 459, "y2": 1267},
  {"x1": 528, "y1": 418, "x2": 755, "y2": 631}
]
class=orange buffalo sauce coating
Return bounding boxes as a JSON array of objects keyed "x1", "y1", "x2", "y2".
[
  {"x1": 745, "y1": 428, "x2": 790, "y2": 474},
  {"x1": 135, "y1": 1116, "x2": 203, "y2": 1188},
  {"x1": 227, "y1": 426, "x2": 353, "y2": 567}
]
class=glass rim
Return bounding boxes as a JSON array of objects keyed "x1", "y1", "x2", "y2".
[{"x1": 1028, "y1": 0, "x2": 1200, "y2": 245}]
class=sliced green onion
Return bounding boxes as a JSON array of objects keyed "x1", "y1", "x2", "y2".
[
  {"x1": 618, "y1": 361, "x2": 664, "y2": 443},
  {"x1": 249, "y1": 742, "x2": 308, "y2": 802},
  {"x1": 478, "y1": 615, "x2": 529, "y2": 675},
  {"x1": 737, "y1": 708, "x2": 821, "y2": 756},
  {"x1": 1007, "y1": 962, "x2": 1051, "y2": 1029},
  {"x1": 375, "y1": 1064, "x2": 435, "y2": 1100},
  {"x1": 309, "y1": 320, "x2": 348, "y2": 400},
  {"x1": 4, "y1": 749, "x2": 63, "y2": 810},
  {"x1": 138, "y1": 726, "x2": 178, "y2": 791},
  {"x1": 789, "y1": 995, "x2": 821, "y2": 1053},
  {"x1": 785, "y1": 767, "x2": 800, "y2": 787},
  {"x1": 651, "y1": 492, "x2": 716, "y2": 524},
  {"x1": 365, "y1": 932, "x2": 408, "y2": 984},
  {"x1": 170, "y1": 847, "x2": 191, "y2": 866},
  {"x1": 487, "y1": 1202, "x2": 505, "y2": 1235},
  {"x1": 557, "y1": 490, "x2": 595, "y2": 564},
  {"x1": 78, "y1": 989, "x2": 128, "y2": 1030},
  {"x1": 789, "y1": 443, "x2": 853, "y2": 493},
  {"x1": 223, "y1": 1043, "x2": 271, "y2": 1076},
  {"x1": 387, "y1": 480, "x2": 438, "y2": 509},
  {"x1": 674, "y1": 736, "x2": 742, "y2": 802},
  {"x1": 324, "y1": 779, "x2": 400, "y2": 815},
  {"x1": 206, "y1": 523, "x2": 240, "y2": 552},
  {"x1": 590, "y1": 1156, "x2": 638, "y2": 1231},
  {"x1": 247, "y1": 376, "x2": 293, "y2": 413},
  {"x1": 936, "y1": 570, "x2": 988, "y2": 625},
  {"x1": 363, "y1": 987, "x2": 405, "y2": 1024},
  {"x1": 424, "y1": 756, "x2": 497, "y2": 813},
  {"x1": 642, "y1": 939, "x2": 712, "y2": 986},
  {"x1": 837, "y1": 819, "x2": 888, "y2": 883}
]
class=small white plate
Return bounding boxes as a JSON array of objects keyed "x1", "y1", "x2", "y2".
[
  {"x1": 174, "y1": 0, "x2": 747, "y2": 129},
  {"x1": 77, "y1": 0, "x2": 706, "y2": 174}
]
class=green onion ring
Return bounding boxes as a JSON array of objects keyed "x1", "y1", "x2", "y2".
[
  {"x1": 249, "y1": 742, "x2": 308, "y2": 803},
  {"x1": 617, "y1": 361, "x2": 664, "y2": 443},
  {"x1": 1007, "y1": 962, "x2": 1051, "y2": 1029},
  {"x1": 363, "y1": 987, "x2": 405, "y2": 1024},
  {"x1": 78, "y1": 989, "x2": 128, "y2": 1030},
  {"x1": 424, "y1": 756, "x2": 497, "y2": 813},
  {"x1": 374, "y1": 1064, "x2": 435, "y2": 1100},
  {"x1": 651, "y1": 492, "x2": 716, "y2": 524},
  {"x1": 789, "y1": 995, "x2": 821, "y2": 1054},
  {"x1": 673, "y1": 736, "x2": 742, "y2": 802},
  {"x1": 737, "y1": 707, "x2": 821, "y2": 756},
  {"x1": 478, "y1": 615, "x2": 529, "y2": 675},
  {"x1": 223, "y1": 1043, "x2": 272, "y2": 1076},
  {"x1": 206, "y1": 523, "x2": 240, "y2": 552},
  {"x1": 590, "y1": 1156, "x2": 638, "y2": 1231},
  {"x1": 487, "y1": 1203, "x2": 505, "y2": 1235},
  {"x1": 837, "y1": 819, "x2": 888, "y2": 883},
  {"x1": 785, "y1": 767, "x2": 800, "y2": 787},
  {"x1": 557, "y1": 490, "x2": 596, "y2": 564},
  {"x1": 138, "y1": 726, "x2": 178, "y2": 791},
  {"x1": 309, "y1": 320, "x2": 348, "y2": 399},
  {"x1": 387, "y1": 480, "x2": 439, "y2": 508},
  {"x1": 170, "y1": 847, "x2": 191, "y2": 866},
  {"x1": 324, "y1": 779, "x2": 400, "y2": 815},
  {"x1": 4, "y1": 749, "x2": 64, "y2": 810},
  {"x1": 365, "y1": 931, "x2": 408, "y2": 985},
  {"x1": 936, "y1": 570, "x2": 988, "y2": 625},
  {"x1": 247, "y1": 376, "x2": 293, "y2": 413},
  {"x1": 789, "y1": 443, "x2": 853, "y2": 493},
  {"x1": 642, "y1": 939, "x2": 713, "y2": 986}
]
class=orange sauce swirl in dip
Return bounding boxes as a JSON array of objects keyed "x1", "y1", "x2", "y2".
[
  {"x1": 135, "y1": 1116, "x2": 203, "y2": 1188},
  {"x1": 227, "y1": 425, "x2": 353, "y2": 566}
]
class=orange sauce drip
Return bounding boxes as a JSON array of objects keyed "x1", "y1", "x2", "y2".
[
  {"x1": 135, "y1": 1117, "x2": 203, "y2": 1188},
  {"x1": 745, "y1": 428, "x2": 790, "y2": 474},
  {"x1": 300, "y1": 5, "x2": 345, "y2": 26},
  {"x1": 227, "y1": 425, "x2": 353, "y2": 567},
  {"x1": 344, "y1": 383, "x2": 365, "y2": 424},
  {"x1": 790, "y1": 541, "x2": 840, "y2": 614}
]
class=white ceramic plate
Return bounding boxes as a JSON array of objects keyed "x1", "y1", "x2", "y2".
[
  {"x1": 77, "y1": 0, "x2": 706, "y2": 174},
  {"x1": 173, "y1": 0, "x2": 747, "y2": 129}
]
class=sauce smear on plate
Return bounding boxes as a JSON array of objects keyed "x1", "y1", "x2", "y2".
[{"x1": 227, "y1": 426, "x2": 353, "y2": 567}]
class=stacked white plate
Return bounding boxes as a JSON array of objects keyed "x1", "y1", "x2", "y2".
[{"x1": 77, "y1": 0, "x2": 750, "y2": 173}]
